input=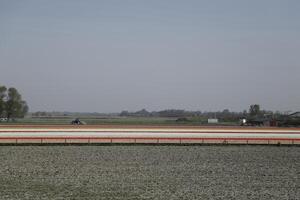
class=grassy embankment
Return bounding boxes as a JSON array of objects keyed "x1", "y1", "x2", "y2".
[{"x1": 0, "y1": 116, "x2": 239, "y2": 126}]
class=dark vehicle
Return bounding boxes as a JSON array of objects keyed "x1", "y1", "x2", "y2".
[
  {"x1": 71, "y1": 118, "x2": 86, "y2": 125},
  {"x1": 176, "y1": 117, "x2": 190, "y2": 123},
  {"x1": 241, "y1": 117, "x2": 266, "y2": 126}
]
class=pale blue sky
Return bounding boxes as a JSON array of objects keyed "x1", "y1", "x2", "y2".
[{"x1": 1, "y1": 0, "x2": 300, "y2": 112}]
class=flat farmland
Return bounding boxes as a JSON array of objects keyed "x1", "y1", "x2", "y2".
[{"x1": 0, "y1": 146, "x2": 299, "y2": 200}]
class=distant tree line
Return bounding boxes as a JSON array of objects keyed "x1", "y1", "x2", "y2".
[
  {"x1": 30, "y1": 104, "x2": 286, "y2": 122},
  {"x1": 0, "y1": 86, "x2": 28, "y2": 119},
  {"x1": 120, "y1": 105, "x2": 283, "y2": 121}
]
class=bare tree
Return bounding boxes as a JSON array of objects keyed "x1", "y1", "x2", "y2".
[{"x1": 249, "y1": 104, "x2": 260, "y2": 116}]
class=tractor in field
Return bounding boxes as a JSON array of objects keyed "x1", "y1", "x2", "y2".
[
  {"x1": 240, "y1": 117, "x2": 266, "y2": 126},
  {"x1": 71, "y1": 118, "x2": 86, "y2": 125}
]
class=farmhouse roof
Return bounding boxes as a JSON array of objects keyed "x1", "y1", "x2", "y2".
[{"x1": 289, "y1": 112, "x2": 300, "y2": 117}]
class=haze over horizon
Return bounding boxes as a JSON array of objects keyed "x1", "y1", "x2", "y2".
[{"x1": 1, "y1": 0, "x2": 300, "y2": 113}]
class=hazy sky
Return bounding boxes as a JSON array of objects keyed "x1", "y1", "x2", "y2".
[{"x1": 1, "y1": 0, "x2": 300, "y2": 112}]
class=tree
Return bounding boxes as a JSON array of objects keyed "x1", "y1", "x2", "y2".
[
  {"x1": 0, "y1": 86, "x2": 7, "y2": 117},
  {"x1": 5, "y1": 87, "x2": 28, "y2": 119},
  {"x1": 120, "y1": 110, "x2": 129, "y2": 117},
  {"x1": 249, "y1": 104, "x2": 260, "y2": 116}
]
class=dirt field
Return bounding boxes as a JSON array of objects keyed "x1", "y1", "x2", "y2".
[{"x1": 0, "y1": 145, "x2": 299, "y2": 200}]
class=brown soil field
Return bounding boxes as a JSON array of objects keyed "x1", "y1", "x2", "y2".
[{"x1": 0, "y1": 145, "x2": 299, "y2": 199}]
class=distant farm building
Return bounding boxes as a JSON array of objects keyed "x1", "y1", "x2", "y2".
[
  {"x1": 289, "y1": 112, "x2": 300, "y2": 118},
  {"x1": 208, "y1": 118, "x2": 219, "y2": 124}
]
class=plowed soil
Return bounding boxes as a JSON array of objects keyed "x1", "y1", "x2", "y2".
[{"x1": 0, "y1": 146, "x2": 299, "y2": 200}]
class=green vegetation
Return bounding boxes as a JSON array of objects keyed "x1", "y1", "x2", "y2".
[
  {"x1": 11, "y1": 117, "x2": 182, "y2": 125},
  {"x1": 9, "y1": 116, "x2": 239, "y2": 126},
  {"x1": 0, "y1": 86, "x2": 28, "y2": 120},
  {"x1": 1, "y1": 99, "x2": 295, "y2": 126},
  {"x1": 249, "y1": 104, "x2": 261, "y2": 116}
]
